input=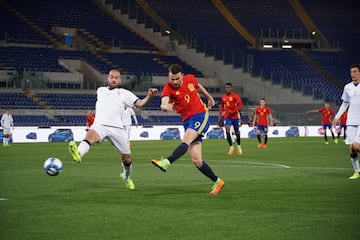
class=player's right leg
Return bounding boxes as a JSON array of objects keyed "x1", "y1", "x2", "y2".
[
  {"x1": 225, "y1": 126, "x2": 234, "y2": 155},
  {"x1": 210, "y1": 177, "x2": 225, "y2": 195},
  {"x1": 228, "y1": 145, "x2": 235, "y2": 155},
  {"x1": 151, "y1": 157, "x2": 170, "y2": 172}
]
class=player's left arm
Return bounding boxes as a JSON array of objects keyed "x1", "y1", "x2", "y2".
[
  {"x1": 252, "y1": 110, "x2": 258, "y2": 127},
  {"x1": 268, "y1": 113, "x2": 273, "y2": 126},
  {"x1": 236, "y1": 94, "x2": 243, "y2": 112},
  {"x1": 131, "y1": 109, "x2": 139, "y2": 125},
  {"x1": 333, "y1": 101, "x2": 349, "y2": 127},
  {"x1": 197, "y1": 83, "x2": 215, "y2": 109},
  {"x1": 306, "y1": 109, "x2": 319, "y2": 114},
  {"x1": 9, "y1": 116, "x2": 14, "y2": 129},
  {"x1": 135, "y1": 88, "x2": 158, "y2": 108}
]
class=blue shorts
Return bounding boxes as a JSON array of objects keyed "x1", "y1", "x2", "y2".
[
  {"x1": 256, "y1": 125, "x2": 268, "y2": 134},
  {"x1": 183, "y1": 112, "x2": 210, "y2": 142},
  {"x1": 224, "y1": 118, "x2": 240, "y2": 129},
  {"x1": 322, "y1": 124, "x2": 332, "y2": 130}
]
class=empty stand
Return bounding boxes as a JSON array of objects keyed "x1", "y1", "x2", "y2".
[
  {"x1": 1, "y1": 0, "x2": 357, "y2": 127},
  {"x1": 250, "y1": 49, "x2": 342, "y2": 101},
  {"x1": 8, "y1": 0, "x2": 156, "y2": 51},
  {"x1": 0, "y1": 6, "x2": 49, "y2": 44}
]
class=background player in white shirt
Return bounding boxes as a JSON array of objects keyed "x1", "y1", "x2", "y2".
[
  {"x1": 69, "y1": 69, "x2": 158, "y2": 189},
  {"x1": 122, "y1": 106, "x2": 138, "y2": 140},
  {"x1": 1, "y1": 108, "x2": 14, "y2": 147},
  {"x1": 333, "y1": 64, "x2": 360, "y2": 179}
]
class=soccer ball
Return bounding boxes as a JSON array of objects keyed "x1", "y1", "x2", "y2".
[{"x1": 43, "y1": 157, "x2": 63, "y2": 176}]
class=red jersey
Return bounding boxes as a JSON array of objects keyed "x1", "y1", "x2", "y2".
[
  {"x1": 219, "y1": 92, "x2": 243, "y2": 119},
  {"x1": 86, "y1": 113, "x2": 95, "y2": 127},
  {"x1": 162, "y1": 74, "x2": 207, "y2": 121},
  {"x1": 340, "y1": 111, "x2": 347, "y2": 125},
  {"x1": 318, "y1": 108, "x2": 335, "y2": 124},
  {"x1": 254, "y1": 106, "x2": 272, "y2": 126}
]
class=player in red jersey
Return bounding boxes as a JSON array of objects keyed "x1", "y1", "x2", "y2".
[
  {"x1": 306, "y1": 102, "x2": 336, "y2": 144},
  {"x1": 85, "y1": 109, "x2": 95, "y2": 130},
  {"x1": 336, "y1": 110, "x2": 348, "y2": 142},
  {"x1": 151, "y1": 64, "x2": 224, "y2": 195},
  {"x1": 219, "y1": 82, "x2": 243, "y2": 155},
  {"x1": 253, "y1": 98, "x2": 273, "y2": 148}
]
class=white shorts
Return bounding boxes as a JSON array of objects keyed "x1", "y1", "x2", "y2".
[
  {"x1": 124, "y1": 125, "x2": 131, "y2": 139},
  {"x1": 91, "y1": 124, "x2": 130, "y2": 154},
  {"x1": 345, "y1": 126, "x2": 360, "y2": 145},
  {"x1": 3, "y1": 128, "x2": 12, "y2": 136}
]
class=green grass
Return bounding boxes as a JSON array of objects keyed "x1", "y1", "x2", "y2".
[{"x1": 1, "y1": 137, "x2": 359, "y2": 240}]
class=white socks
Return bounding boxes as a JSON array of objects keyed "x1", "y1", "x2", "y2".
[
  {"x1": 78, "y1": 141, "x2": 91, "y2": 157},
  {"x1": 350, "y1": 157, "x2": 360, "y2": 172},
  {"x1": 121, "y1": 162, "x2": 132, "y2": 180}
]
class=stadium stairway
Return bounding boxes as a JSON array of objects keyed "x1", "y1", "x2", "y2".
[
  {"x1": 294, "y1": 49, "x2": 344, "y2": 90},
  {"x1": 212, "y1": 0, "x2": 257, "y2": 48},
  {"x1": 97, "y1": 0, "x2": 326, "y2": 105},
  {"x1": 22, "y1": 88, "x2": 52, "y2": 110},
  {"x1": 289, "y1": 0, "x2": 333, "y2": 49}
]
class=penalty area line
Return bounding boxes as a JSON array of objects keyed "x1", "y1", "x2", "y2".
[{"x1": 208, "y1": 159, "x2": 291, "y2": 169}]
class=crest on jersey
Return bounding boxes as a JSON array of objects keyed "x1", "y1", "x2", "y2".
[{"x1": 188, "y1": 83, "x2": 195, "y2": 92}]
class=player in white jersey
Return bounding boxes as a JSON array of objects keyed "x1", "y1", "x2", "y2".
[
  {"x1": 122, "y1": 106, "x2": 138, "y2": 140},
  {"x1": 69, "y1": 69, "x2": 158, "y2": 189},
  {"x1": 1, "y1": 108, "x2": 14, "y2": 146},
  {"x1": 333, "y1": 64, "x2": 360, "y2": 180}
]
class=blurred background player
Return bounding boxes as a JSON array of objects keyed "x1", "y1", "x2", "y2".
[
  {"x1": 306, "y1": 102, "x2": 337, "y2": 144},
  {"x1": 85, "y1": 109, "x2": 95, "y2": 130},
  {"x1": 333, "y1": 64, "x2": 360, "y2": 180},
  {"x1": 122, "y1": 105, "x2": 139, "y2": 141},
  {"x1": 337, "y1": 110, "x2": 348, "y2": 142},
  {"x1": 218, "y1": 82, "x2": 243, "y2": 155},
  {"x1": 151, "y1": 64, "x2": 224, "y2": 195},
  {"x1": 253, "y1": 98, "x2": 273, "y2": 148},
  {"x1": 1, "y1": 108, "x2": 14, "y2": 147}
]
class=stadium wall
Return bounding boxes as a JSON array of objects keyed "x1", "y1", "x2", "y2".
[{"x1": 11, "y1": 125, "x2": 335, "y2": 143}]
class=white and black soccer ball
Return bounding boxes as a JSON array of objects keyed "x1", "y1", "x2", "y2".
[{"x1": 43, "y1": 157, "x2": 63, "y2": 176}]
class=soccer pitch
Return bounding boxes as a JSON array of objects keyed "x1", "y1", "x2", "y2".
[{"x1": 0, "y1": 137, "x2": 359, "y2": 240}]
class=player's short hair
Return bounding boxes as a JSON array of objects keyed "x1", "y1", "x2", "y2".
[
  {"x1": 109, "y1": 68, "x2": 121, "y2": 74},
  {"x1": 350, "y1": 64, "x2": 360, "y2": 71},
  {"x1": 169, "y1": 64, "x2": 182, "y2": 74},
  {"x1": 225, "y1": 82, "x2": 232, "y2": 87}
]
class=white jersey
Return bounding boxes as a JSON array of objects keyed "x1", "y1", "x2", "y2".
[
  {"x1": 93, "y1": 87, "x2": 139, "y2": 128},
  {"x1": 1, "y1": 113, "x2": 14, "y2": 128},
  {"x1": 337, "y1": 82, "x2": 360, "y2": 126},
  {"x1": 122, "y1": 107, "x2": 138, "y2": 126}
]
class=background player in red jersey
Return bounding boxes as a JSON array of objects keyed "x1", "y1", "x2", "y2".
[
  {"x1": 85, "y1": 109, "x2": 95, "y2": 130},
  {"x1": 151, "y1": 64, "x2": 224, "y2": 195},
  {"x1": 306, "y1": 102, "x2": 337, "y2": 144},
  {"x1": 253, "y1": 98, "x2": 273, "y2": 148},
  {"x1": 219, "y1": 82, "x2": 243, "y2": 155},
  {"x1": 337, "y1": 110, "x2": 348, "y2": 142}
]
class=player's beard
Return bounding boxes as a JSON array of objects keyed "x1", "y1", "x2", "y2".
[
  {"x1": 108, "y1": 81, "x2": 118, "y2": 89},
  {"x1": 172, "y1": 83, "x2": 180, "y2": 88}
]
